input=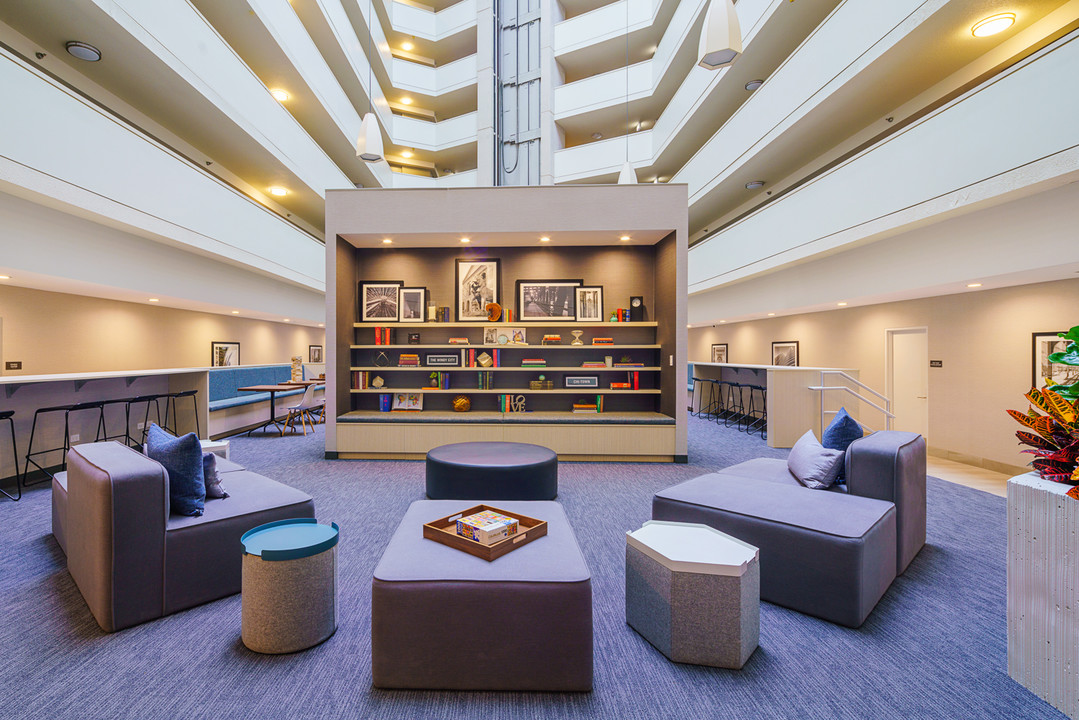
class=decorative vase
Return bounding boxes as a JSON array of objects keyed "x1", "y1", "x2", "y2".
[{"x1": 453, "y1": 395, "x2": 471, "y2": 412}]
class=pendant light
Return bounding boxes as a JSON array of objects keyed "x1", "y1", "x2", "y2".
[
  {"x1": 698, "y1": 0, "x2": 742, "y2": 71},
  {"x1": 356, "y1": 0, "x2": 383, "y2": 162},
  {"x1": 617, "y1": 0, "x2": 637, "y2": 185}
]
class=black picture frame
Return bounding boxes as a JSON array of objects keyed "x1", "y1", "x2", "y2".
[
  {"x1": 455, "y1": 258, "x2": 501, "y2": 322},
  {"x1": 1032, "y1": 331, "x2": 1078, "y2": 388},
  {"x1": 399, "y1": 287, "x2": 427, "y2": 323},
  {"x1": 517, "y1": 279, "x2": 583, "y2": 321},
  {"x1": 771, "y1": 341, "x2": 799, "y2": 367},
  {"x1": 575, "y1": 286, "x2": 604, "y2": 322},
  {"x1": 711, "y1": 343, "x2": 727, "y2": 364},
  {"x1": 308, "y1": 345, "x2": 323, "y2": 363},
  {"x1": 359, "y1": 281, "x2": 403, "y2": 322},
  {"x1": 211, "y1": 341, "x2": 240, "y2": 367}
]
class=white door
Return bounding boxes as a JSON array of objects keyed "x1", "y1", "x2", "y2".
[{"x1": 889, "y1": 328, "x2": 929, "y2": 439}]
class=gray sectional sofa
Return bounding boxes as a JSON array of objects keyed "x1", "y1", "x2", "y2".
[
  {"x1": 52, "y1": 441, "x2": 314, "y2": 632},
  {"x1": 653, "y1": 431, "x2": 926, "y2": 627}
]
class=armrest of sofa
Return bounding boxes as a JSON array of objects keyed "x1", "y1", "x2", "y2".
[
  {"x1": 845, "y1": 431, "x2": 926, "y2": 574},
  {"x1": 66, "y1": 441, "x2": 168, "y2": 632}
]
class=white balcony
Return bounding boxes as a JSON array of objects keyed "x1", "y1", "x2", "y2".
[
  {"x1": 392, "y1": 112, "x2": 479, "y2": 150},
  {"x1": 555, "y1": 0, "x2": 660, "y2": 57},
  {"x1": 389, "y1": 0, "x2": 477, "y2": 41}
]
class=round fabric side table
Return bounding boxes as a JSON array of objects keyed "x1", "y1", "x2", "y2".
[{"x1": 241, "y1": 518, "x2": 340, "y2": 654}]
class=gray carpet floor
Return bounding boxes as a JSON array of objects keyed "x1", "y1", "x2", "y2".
[{"x1": 0, "y1": 415, "x2": 1062, "y2": 719}]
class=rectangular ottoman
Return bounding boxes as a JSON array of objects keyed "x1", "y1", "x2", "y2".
[
  {"x1": 372, "y1": 499, "x2": 592, "y2": 691},
  {"x1": 653, "y1": 474, "x2": 897, "y2": 628}
]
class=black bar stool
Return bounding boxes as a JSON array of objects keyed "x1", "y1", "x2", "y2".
[
  {"x1": 164, "y1": 390, "x2": 200, "y2": 438},
  {"x1": 744, "y1": 384, "x2": 767, "y2": 438},
  {"x1": 123, "y1": 395, "x2": 166, "y2": 448},
  {"x1": 23, "y1": 401, "x2": 105, "y2": 487},
  {"x1": 1, "y1": 410, "x2": 19, "y2": 501},
  {"x1": 98, "y1": 397, "x2": 137, "y2": 445},
  {"x1": 722, "y1": 382, "x2": 745, "y2": 428}
]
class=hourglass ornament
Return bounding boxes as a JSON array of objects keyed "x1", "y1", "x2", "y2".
[{"x1": 571, "y1": 330, "x2": 584, "y2": 345}]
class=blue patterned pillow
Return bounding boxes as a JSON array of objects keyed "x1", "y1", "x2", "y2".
[
  {"x1": 146, "y1": 424, "x2": 205, "y2": 516},
  {"x1": 821, "y1": 407, "x2": 863, "y2": 482}
]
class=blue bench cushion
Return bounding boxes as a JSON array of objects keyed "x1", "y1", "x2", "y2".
[
  {"x1": 207, "y1": 366, "x2": 303, "y2": 411},
  {"x1": 207, "y1": 389, "x2": 304, "y2": 412}
]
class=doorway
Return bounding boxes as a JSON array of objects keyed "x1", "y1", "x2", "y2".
[{"x1": 886, "y1": 327, "x2": 929, "y2": 440}]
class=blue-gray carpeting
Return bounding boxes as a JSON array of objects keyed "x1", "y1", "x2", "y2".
[{"x1": 0, "y1": 415, "x2": 1061, "y2": 719}]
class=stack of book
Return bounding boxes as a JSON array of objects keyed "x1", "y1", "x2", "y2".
[
  {"x1": 477, "y1": 371, "x2": 495, "y2": 390},
  {"x1": 448, "y1": 337, "x2": 470, "y2": 344},
  {"x1": 541, "y1": 334, "x2": 562, "y2": 345},
  {"x1": 591, "y1": 337, "x2": 614, "y2": 345},
  {"x1": 571, "y1": 395, "x2": 605, "y2": 413},
  {"x1": 614, "y1": 361, "x2": 645, "y2": 368},
  {"x1": 373, "y1": 327, "x2": 397, "y2": 344},
  {"x1": 521, "y1": 358, "x2": 546, "y2": 368},
  {"x1": 609, "y1": 381, "x2": 631, "y2": 389},
  {"x1": 580, "y1": 361, "x2": 606, "y2": 368},
  {"x1": 456, "y1": 510, "x2": 519, "y2": 545},
  {"x1": 465, "y1": 348, "x2": 501, "y2": 367},
  {"x1": 398, "y1": 353, "x2": 420, "y2": 367}
]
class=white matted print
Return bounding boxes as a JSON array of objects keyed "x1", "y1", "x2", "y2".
[
  {"x1": 575, "y1": 286, "x2": 604, "y2": 322},
  {"x1": 456, "y1": 258, "x2": 501, "y2": 322},
  {"x1": 517, "y1": 279, "x2": 582, "y2": 321},
  {"x1": 771, "y1": 340, "x2": 799, "y2": 367},
  {"x1": 360, "y1": 281, "x2": 402, "y2": 322},
  {"x1": 711, "y1": 343, "x2": 727, "y2": 364},
  {"x1": 399, "y1": 287, "x2": 427, "y2": 323}
]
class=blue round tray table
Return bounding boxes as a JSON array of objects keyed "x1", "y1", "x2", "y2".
[{"x1": 241, "y1": 518, "x2": 340, "y2": 654}]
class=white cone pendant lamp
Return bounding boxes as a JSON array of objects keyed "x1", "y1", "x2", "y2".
[
  {"x1": 698, "y1": 0, "x2": 742, "y2": 70},
  {"x1": 356, "y1": 112, "x2": 383, "y2": 163},
  {"x1": 617, "y1": 161, "x2": 637, "y2": 185}
]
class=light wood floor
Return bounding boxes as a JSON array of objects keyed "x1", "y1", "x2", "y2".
[{"x1": 927, "y1": 456, "x2": 1011, "y2": 497}]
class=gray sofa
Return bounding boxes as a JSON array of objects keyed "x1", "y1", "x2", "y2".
[
  {"x1": 653, "y1": 431, "x2": 925, "y2": 627},
  {"x1": 52, "y1": 441, "x2": 314, "y2": 632}
]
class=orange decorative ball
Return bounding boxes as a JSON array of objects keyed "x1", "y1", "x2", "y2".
[{"x1": 453, "y1": 395, "x2": 471, "y2": 412}]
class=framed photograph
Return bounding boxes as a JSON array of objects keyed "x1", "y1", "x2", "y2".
[
  {"x1": 575, "y1": 286, "x2": 604, "y2": 322},
  {"x1": 309, "y1": 345, "x2": 323, "y2": 363},
  {"x1": 517, "y1": 279, "x2": 583, "y2": 321},
  {"x1": 399, "y1": 287, "x2": 427, "y2": 323},
  {"x1": 711, "y1": 343, "x2": 728, "y2": 364},
  {"x1": 211, "y1": 341, "x2": 240, "y2": 367},
  {"x1": 408, "y1": 332, "x2": 421, "y2": 345},
  {"x1": 360, "y1": 281, "x2": 403, "y2": 322},
  {"x1": 456, "y1": 258, "x2": 501, "y2": 322},
  {"x1": 771, "y1": 341, "x2": 799, "y2": 367},
  {"x1": 391, "y1": 392, "x2": 423, "y2": 411},
  {"x1": 483, "y1": 326, "x2": 499, "y2": 345},
  {"x1": 564, "y1": 375, "x2": 599, "y2": 388},
  {"x1": 1033, "y1": 331, "x2": 1079, "y2": 388}
]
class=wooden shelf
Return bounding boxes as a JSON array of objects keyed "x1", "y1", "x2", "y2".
[
  {"x1": 338, "y1": 410, "x2": 675, "y2": 424},
  {"x1": 349, "y1": 366, "x2": 660, "y2": 372},
  {"x1": 349, "y1": 388, "x2": 660, "y2": 394},
  {"x1": 350, "y1": 344, "x2": 660, "y2": 350},
  {"x1": 353, "y1": 321, "x2": 657, "y2": 328}
]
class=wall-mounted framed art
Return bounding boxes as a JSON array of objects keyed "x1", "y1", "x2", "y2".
[
  {"x1": 360, "y1": 281, "x2": 403, "y2": 322},
  {"x1": 711, "y1": 343, "x2": 728, "y2": 364},
  {"x1": 1032, "y1": 331, "x2": 1079, "y2": 388},
  {"x1": 517, "y1": 279, "x2": 582, "y2": 321},
  {"x1": 575, "y1": 286, "x2": 604, "y2": 322},
  {"x1": 399, "y1": 287, "x2": 427, "y2": 323},
  {"x1": 211, "y1": 341, "x2": 240, "y2": 367},
  {"x1": 309, "y1": 345, "x2": 323, "y2": 363},
  {"x1": 771, "y1": 340, "x2": 799, "y2": 367},
  {"x1": 456, "y1": 258, "x2": 501, "y2": 322}
]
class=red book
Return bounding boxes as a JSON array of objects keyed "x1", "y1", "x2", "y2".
[
  {"x1": 633, "y1": 371, "x2": 639, "y2": 390},
  {"x1": 375, "y1": 326, "x2": 382, "y2": 345}
]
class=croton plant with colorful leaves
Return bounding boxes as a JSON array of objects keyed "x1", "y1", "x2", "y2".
[{"x1": 1008, "y1": 325, "x2": 1079, "y2": 499}]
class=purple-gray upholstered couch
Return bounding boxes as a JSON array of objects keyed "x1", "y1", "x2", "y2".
[
  {"x1": 653, "y1": 431, "x2": 926, "y2": 628},
  {"x1": 51, "y1": 441, "x2": 314, "y2": 632}
]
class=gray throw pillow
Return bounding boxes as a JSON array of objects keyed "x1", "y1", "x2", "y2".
[
  {"x1": 202, "y1": 452, "x2": 229, "y2": 499},
  {"x1": 787, "y1": 430, "x2": 844, "y2": 490}
]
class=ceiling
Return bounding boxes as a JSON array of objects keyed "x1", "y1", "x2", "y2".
[{"x1": 341, "y1": 228, "x2": 671, "y2": 247}]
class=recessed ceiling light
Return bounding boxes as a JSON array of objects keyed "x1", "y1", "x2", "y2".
[
  {"x1": 967, "y1": 282, "x2": 982, "y2": 288},
  {"x1": 283, "y1": 318, "x2": 291, "y2": 322},
  {"x1": 540, "y1": 236, "x2": 550, "y2": 242},
  {"x1": 401, "y1": 41, "x2": 414, "y2": 51},
  {"x1": 719, "y1": 320, "x2": 726, "y2": 323},
  {"x1": 401, "y1": 149, "x2": 414, "y2": 159},
  {"x1": 269, "y1": 187, "x2": 288, "y2": 196},
  {"x1": 401, "y1": 97, "x2": 413, "y2": 105},
  {"x1": 745, "y1": 79, "x2": 764, "y2": 91},
  {"x1": 0, "y1": 275, "x2": 9, "y2": 280},
  {"x1": 460, "y1": 237, "x2": 470, "y2": 243},
  {"x1": 231, "y1": 310, "x2": 240, "y2": 314},
  {"x1": 65, "y1": 41, "x2": 101, "y2": 62},
  {"x1": 270, "y1": 88, "x2": 290, "y2": 102},
  {"x1": 382, "y1": 238, "x2": 393, "y2": 244},
  {"x1": 972, "y1": 13, "x2": 1015, "y2": 37},
  {"x1": 837, "y1": 302, "x2": 847, "y2": 306},
  {"x1": 318, "y1": 323, "x2": 325, "y2": 327},
  {"x1": 592, "y1": 132, "x2": 603, "y2": 140},
  {"x1": 620, "y1": 235, "x2": 631, "y2": 241},
  {"x1": 148, "y1": 298, "x2": 159, "y2": 302},
  {"x1": 745, "y1": 180, "x2": 765, "y2": 190},
  {"x1": 767, "y1": 312, "x2": 775, "y2": 316}
]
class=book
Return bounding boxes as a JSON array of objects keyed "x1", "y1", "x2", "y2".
[
  {"x1": 592, "y1": 338, "x2": 614, "y2": 345},
  {"x1": 456, "y1": 510, "x2": 519, "y2": 546},
  {"x1": 448, "y1": 337, "x2": 469, "y2": 344},
  {"x1": 610, "y1": 382, "x2": 631, "y2": 389}
]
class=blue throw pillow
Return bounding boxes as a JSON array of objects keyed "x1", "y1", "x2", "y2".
[
  {"x1": 146, "y1": 424, "x2": 206, "y2": 516},
  {"x1": 821, "y1": 407, "x2": 863, "y2": 482}
]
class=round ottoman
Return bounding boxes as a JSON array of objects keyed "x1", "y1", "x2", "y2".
[
  {"x1": 425, "y1": 441, "x2": 558, "y2": 500},
  {"x1": 241, "y1": 518, "x2": 340, "y2": 654}
]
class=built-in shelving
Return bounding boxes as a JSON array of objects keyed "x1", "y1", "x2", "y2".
[
  {"x1": 349, "y1": 388, "x2": 661, "y2": 394},
  {"x1": 352, "y1": 322, "x2": 659, "y2": 328},
  {"x1": 350, "y1": 344, "x2": 661, "y2": 350},
  {"x1": 349, "y1": 366, "x2": 662, "y2": 372}
]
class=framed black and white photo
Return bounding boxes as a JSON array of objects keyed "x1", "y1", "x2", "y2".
[
  {"x1": 398, "y1": 287, "x2": 427, "y2": 323},
  {"x1": 455, "y1": 258, "x2": 501, "y2": 322},
  {"x1": 309, "y1": 345, "x2": 323, "y2": 363},
  {"x1": 771, "y1": 340, "x2": 799, "y2": 367},
  {"x1": 360, "y1": 281, "x2": 403, "y2": 322},
  {"x1": 211, "y1": 341, "x2": 240, "y2": 367},
  {"x1": 1033, "y1": 331, "x2": 1079, "y2": 388},
  {"x1": 711, "y1": 343, "x2": 728, "y2": 364},
  {"x1": 517, "y1": 279, "x2": 582, "y2": 321},
  {"x1": 575, "y1": 286, "x2": 603, "y2": 322}
]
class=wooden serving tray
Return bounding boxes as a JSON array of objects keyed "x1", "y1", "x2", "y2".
[{"x1": 423, "y1": 504, "x2": 548, "y2": 561}]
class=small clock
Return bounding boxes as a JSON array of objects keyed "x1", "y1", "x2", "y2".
[{"x1": 629, "y1": 296, "x2": 644, "y2": 322}]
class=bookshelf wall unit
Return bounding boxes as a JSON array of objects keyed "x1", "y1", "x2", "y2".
[{"x1": 325, "y1": 185, "x2": 688, "y2": 461}]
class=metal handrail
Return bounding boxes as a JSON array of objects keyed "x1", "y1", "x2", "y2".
[{"x1": 808, "y1": 370, "x2": 894, "y2": 433}]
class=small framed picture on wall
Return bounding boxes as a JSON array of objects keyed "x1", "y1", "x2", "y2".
[
  {"x1": 771, "y1": 341, "x2": 799, "y2": 367},
  {"x1": 398, "y1": 287, "x2": 427, "y2": 323},
  {"x1": 456, "y1": 258, "x2": 501, "y2": 322},
  {"x1": 574, "y1": 286, "x2": 604, "y2": 322},
  {"x1": 309, "y1": 345, "x2": 323, "y2": 363},
  {"x1": 1033, "y1": 331, "x2": 1079, "y2": 388},
  {"x1": 711, "y1": 344, "x2": 728, "y2": 364},
  {"x1": 211, "y1": 341, "x2": 240, "y2": 367},
  {"x1": 360, "y1": 281, "x2": 403, "y2": 322}
]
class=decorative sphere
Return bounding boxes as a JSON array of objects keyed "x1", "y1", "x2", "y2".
[
  {"x1": 453, "y1": 395, "x2": 471, "y2": 412},
  {"x1": 538, "y1": 374, "x2": 545, "y2": 381}
]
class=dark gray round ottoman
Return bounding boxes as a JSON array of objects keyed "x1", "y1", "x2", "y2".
[{"x1": 425, "y1": 441, "x2": 558, "y2": 500}]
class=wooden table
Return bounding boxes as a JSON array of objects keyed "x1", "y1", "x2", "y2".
[
  {"x1": 280, "y1": 380, "x2": 324, "y2": 387},
  {"x1": 237, "y1": 384, "x2": 299, "y2": 434}
]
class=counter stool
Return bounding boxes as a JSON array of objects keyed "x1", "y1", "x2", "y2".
[
  {"x1": 1, "y1": 410, "x2": 19, "y2": 501},
  {"x1": 694, "y1": 378, "x2": 721, "y2": 419},
  {"x1": 744, "y1": 385, "x2": 767, "y2": 438},
  {"x1": 164, "y1": 390, "x2": 200, "y2": 439},
  {"x1": 123, "y1": 395, "x2": 165, "y2": 448},
  {"x1": 98, "y1": 397, "x2": 137, "y2": 445},
  {"x1": 23, "y1": 401, "x2": 105, "y2": 487},
  {"x1": 713, "y1": 381, "x2": 733, "y2": 424},
  {"x1": 723, "y1": 383, "x2": 745, "y2": 428}
]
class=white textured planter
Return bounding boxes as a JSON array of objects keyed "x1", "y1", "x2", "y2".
[{"x1": 1007, "y1": 472, "x2": 1079, "y2": 719}]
